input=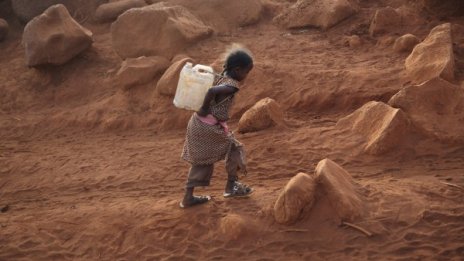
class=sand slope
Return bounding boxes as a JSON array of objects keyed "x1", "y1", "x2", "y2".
[{"x1": 1, "y1": 0, "x2": 464, "y2": 260}]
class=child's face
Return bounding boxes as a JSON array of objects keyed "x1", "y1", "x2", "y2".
[{"x1": 233, "y1": 64, "x2": 253, "y2": 82}]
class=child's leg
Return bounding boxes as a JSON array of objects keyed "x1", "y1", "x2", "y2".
[
  {"x1": 224, "y1": 143, "x2": 252, "y2": 196},
  {"x1": 182, "y1": 164, "x2": 214, "y2": 207}
]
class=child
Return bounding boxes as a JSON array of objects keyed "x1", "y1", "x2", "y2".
[{"x1": 180, "y1": 46, "x2": 254, "y2": 208}]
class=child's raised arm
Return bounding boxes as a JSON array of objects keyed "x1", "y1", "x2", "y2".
[{"x1": 197, "y1": 85, "x2": 238, "y2": 117}]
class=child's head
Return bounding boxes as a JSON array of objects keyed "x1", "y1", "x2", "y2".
[{"x1": 223, "y1": 45, "x2": 253, "y2": 82}]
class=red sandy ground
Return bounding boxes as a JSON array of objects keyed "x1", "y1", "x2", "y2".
[{"x1": 1, "y1": 0, "x2": 463, "y2": 260}]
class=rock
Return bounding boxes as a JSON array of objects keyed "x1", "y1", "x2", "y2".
[
  {"x1": 369, "y1": 7, "x2": 402, "y2": 36},
  {"x1": 388, "y1": 78, "x2": 464, "y2": 144},
  {"x1": 94, "y1": 0, "x2": 146, "y2": 23},
  {"x1": 274, "y1": 0, "x2": 356, "y2": 30},
  {"x1": 274, "y1": 173, "x2": 317, "y2": 224},
  {"x1": 0, "y1": 18, "x2": 8, "y2": 41},
  {"x1": 116, "y1": 56, "x2": 170, "y2": 89},
  {"x1": 23, "y1": 4, "x2": 93, "y2": 66},
  {"x1": 11, "y1": 0, "x2": 104, "y2": 23},
  {"x1": 393, "y1": 34, "x2": 420, "y2": 53},
  {"x1": 405, "y1": 23, "x2": 454, "y2": 84},
  {"x1": 315, "y1": 158, "x2": 363, "y2": 221},
  {"x1": 111, "y1": 3, "x2": 212, "y2": 59},
  {"x1": 156, "y1": 57, "x2": 193, "y2": 96},
  {"x1": 147, "y1": 0, "x2": 263, "y2": 32},
  {"x1": 237, "y1": 98, "x2": 284, "y2": 133},
  {"x1": 376, "y1": 35, "x2": 397, "y2": 48},
  {"x1": 336, "y1": 101, "x2": 412, "y2": 154},
  {"x1": 344, "y1": 35, "x2": 362, "y2": 48}
]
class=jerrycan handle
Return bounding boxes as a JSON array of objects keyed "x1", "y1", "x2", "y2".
[{"x1": 193, "y1": 64, "x2": 214, "y2": 74}]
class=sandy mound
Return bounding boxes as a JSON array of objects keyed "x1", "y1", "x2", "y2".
[
  {"x1": 274, "y1": 0, "x2": 356, "y2": 30},
  {"x1": 389, "y1": 77, "x2": 464, "y2": 144},
  {"x1": 115, "y1": 56, "x2": 170, "y2": 90},
  {"x1": 22, "y1": 4, "x2": 93, "y2": 66},
  {"x1": 336, "y1": 101, "x2": 412, "y2": 155},
  {"x1": 405, "y1": 23, "x2": 454, "y2": 84},
  {"x1": 94, "y1": 0, "x2": 146, "y2": 23},
  {"x1": 237, "y1": 97, "x2": 284, "y2": 134},
  {"x1": 393, "y1": 34, "x2": 420, "y2": 53},
  {"x1": 156, "y1": 57, "x2": 193, "y2": 96},
  {"x1": 218, "y1": 214, "x2": 257, "y2": 241},
  {"x1": 315, "y1": 159, "x2": 363, "y2": 222},
  {"x1": 111, "y1": 3, "x2": 212, "y2": 59},
  {"x1": 274, "y1": 172, "x2": 317, "y2": 224}
]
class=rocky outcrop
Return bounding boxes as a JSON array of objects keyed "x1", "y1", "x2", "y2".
[
  {"x1": 393, "y1": 34, "x2": 420, "y2": 53},
  {"x1": 111, "y1": 3, "x2": 212, "y2": 59},
  {"x1": 274, "y1": 159, "x2": 364, "y2": 224},
  {"x1": 94, "y1": 0, "x2": 146, "y2": 23},
  {"x1": 237, "y1": 98, "x2": 284, "y2": 133},
  {"x1": 115, "y1": 56, "x2": 170, "y2": 89},
  {"x1": 389, "y1": 78, "x2": 464, "y2": 144},
  {"x1": 274, "y1": 173, "x2": 317, "y2": 224},
  {"x1": 156, "y1": 57, "x2": 193, "y2": 96},
  {"x1": 274, "y1": 0, "x2": 356, "y2": 30},
  {"x1": 336, "y1": 101, "x2": 412, "y2": 155},
  {"x1": 405, "y1": 23, "x2": 454, "y2": 84},
  {"x1": 23, "y1": 4, "x2": 93, "y2": 66}
]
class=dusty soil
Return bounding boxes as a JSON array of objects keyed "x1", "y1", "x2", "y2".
[{"x1": 1, "y1": 0, "x2": 464, "y2": 260}]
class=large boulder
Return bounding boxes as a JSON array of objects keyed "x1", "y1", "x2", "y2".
[
  {"x1": 156, "y1": 57, "x2": 193, "y2": 96},
  {"x1": 315, "y1": 159, "x2": 363, "y2": 221},
  {"x1": 23, "y1": 4, "x2": 93, "y2": 66},
  {"x1": 111, "y1": 3, "x2": 212, "y2": 59},
  {"x1": 147, "y1": 0, "x2": 263, "y2": 32},
  {"x1": 389, "y1": 78, "x2": 464, "y2": 144},
  {"x1": 115, "y1": 56, "x2": 170, "y2": 90},
  {"x1": 11, "y1": 0, "x2": 104, "y2": 23},
  {"x1": 336, "y1": 101, "x2": 412, "y2": 155},
  {"x1": 274, "y1": 0, "x2": 356, "y2": 30},
  {"x1": 405, "y1": 23, "x2": 454, "y2": 84},
  {"x1": 0, "y1": 18, "x2": 8, "y2": 41},
  {"x1": 94, "y1": 0, "x2": 146, "y2": 23},
  {"x1": 237, "y1": 98, "x2": 284, "y2": 133},
  {"x1": 274, "y1": 173, "x2": 317, "y2": 224},
  {"x1": 393, "y1": 34, "x2": 420, "y2": 53}
]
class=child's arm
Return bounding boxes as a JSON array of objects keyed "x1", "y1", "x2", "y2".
[{"x1": 197, "y1": 85, "x2": 237, "y2": 117}]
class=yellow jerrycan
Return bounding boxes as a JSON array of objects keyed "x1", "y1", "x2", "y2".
[{"x1": 173, "y1": 62, "x2": 215, "y2": 111}]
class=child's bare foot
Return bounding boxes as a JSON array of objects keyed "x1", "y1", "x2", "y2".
[
  {"x1": 224, "y1": 181, "x2": 253, "y2": 198},
  {"x1": 179, "y1": 195, "x2": 211, "y2": 208}
]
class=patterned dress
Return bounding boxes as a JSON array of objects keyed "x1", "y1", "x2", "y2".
[{"x1": 181, "y1": 76, "x2": 239, "y2": 165}]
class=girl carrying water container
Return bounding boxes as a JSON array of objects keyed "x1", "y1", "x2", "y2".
[{"x1": 180, "y1": 46, "x2": 254, "y2": 208}]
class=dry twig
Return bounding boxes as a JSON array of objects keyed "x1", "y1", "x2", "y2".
[
  {"x1": 341, "y1": 221, "x2": 373, "y2": 237},
  {"x1": 440, "y1": 181, "x2": 464, "y2": 191}
]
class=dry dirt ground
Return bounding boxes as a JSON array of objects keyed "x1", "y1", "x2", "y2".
[{"x1": 1, "y1": 0, "x2": 464, "y2": 260}]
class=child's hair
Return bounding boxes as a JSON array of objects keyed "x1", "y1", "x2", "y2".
[{"x1": 222, "y1": 44, "x2": 253, "y2": 73}]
